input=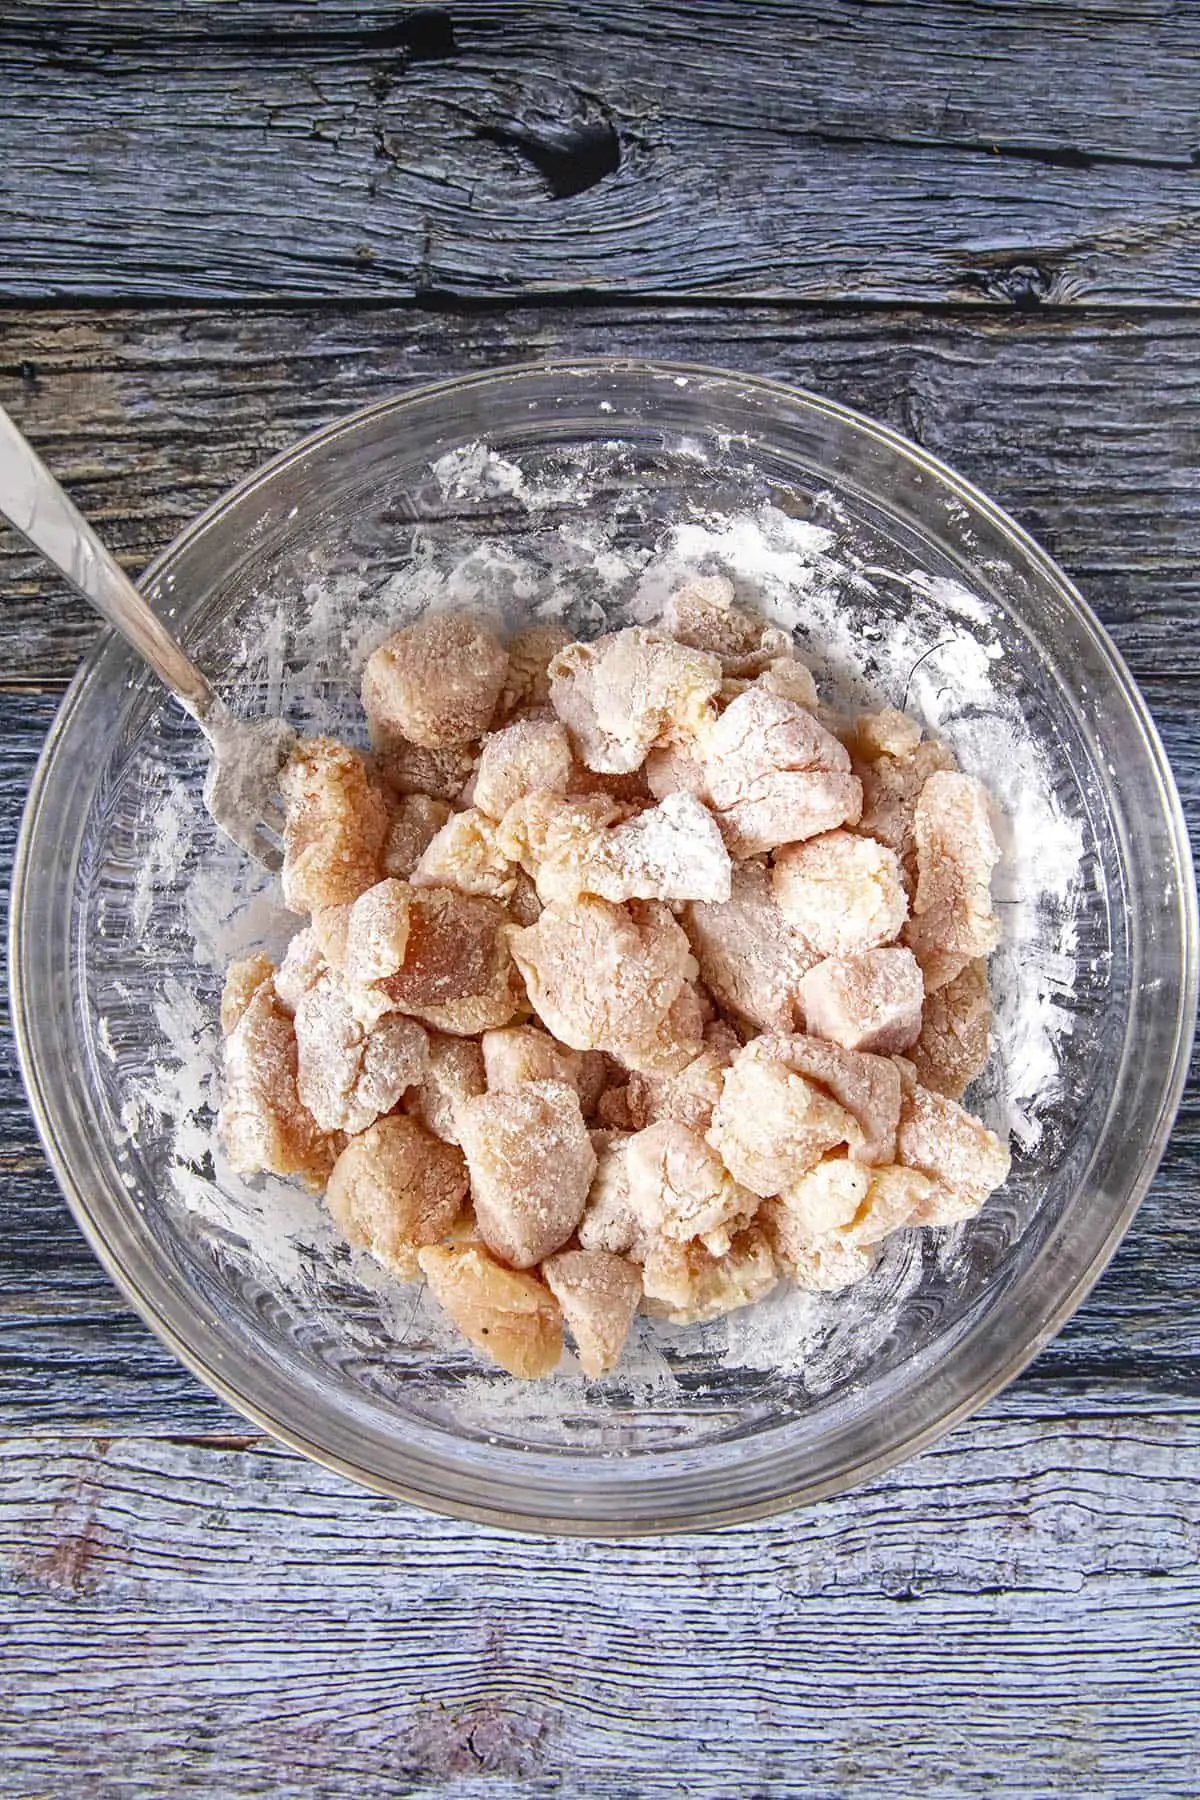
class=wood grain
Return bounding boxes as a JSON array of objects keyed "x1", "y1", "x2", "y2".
[
  {"x1": 3, "y1": 1, "x2": 1200, "y2": 304},
  {"x1": 3, "y1": 304, "x2": 1200, "y2": 680},
  {"x1": 2, "y1": 1424, "x2": 1198, "y2": 1797}
]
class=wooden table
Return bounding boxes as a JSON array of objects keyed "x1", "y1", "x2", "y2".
[{"x1": 2, "y1": 5, "x2": 1198, "y2": 1794}]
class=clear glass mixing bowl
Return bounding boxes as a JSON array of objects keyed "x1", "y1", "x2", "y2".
[{"x1": 12, "y1": 361, "x2": 1196, "y2": 1533}]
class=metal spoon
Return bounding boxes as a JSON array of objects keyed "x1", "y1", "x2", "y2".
[{"x1": 0, "y1": 400, "x2": 293, "y2": 868}]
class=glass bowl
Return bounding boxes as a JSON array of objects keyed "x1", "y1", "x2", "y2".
[{"x1": 12, "y1": 360, "x2": 1196, "y2": 1534}]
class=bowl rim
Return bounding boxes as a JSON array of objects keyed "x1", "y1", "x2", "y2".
[{"x1": 12, "y1": 355, "x2": 1198, "y2": 1534}]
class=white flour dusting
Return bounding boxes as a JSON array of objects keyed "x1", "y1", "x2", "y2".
[{"x1": 110, "y1": 435, "x2": 1086, "y2": 1420}]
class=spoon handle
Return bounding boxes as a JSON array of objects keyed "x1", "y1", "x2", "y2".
[{"x1": 0, "y1": 400, "x2": 215, "y2": 720}]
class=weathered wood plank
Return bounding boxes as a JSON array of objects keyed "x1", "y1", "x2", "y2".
[
  {"x1": 2, "y1": 1425, "x2": 1198, "y2": 1797},
  {"x1": 4, "y1": 1, "x2": 1200, "y2": 304},
  {"x1": 12, "y1": 0, "x2": 1200, "y2": 161},
  {"x1": 3, "y1": 304, "x2": 1200, "y2": 679}
]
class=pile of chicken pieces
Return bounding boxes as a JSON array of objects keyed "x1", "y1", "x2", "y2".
[{"x1": 219, "y1": 575, "x2": 1010, "y2": 1379}]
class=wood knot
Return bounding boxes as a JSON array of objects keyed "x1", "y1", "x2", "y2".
[
  {"x1": 957, "y1": 260, "x2": 1059, "y2": 310},
  {"x1": 368, "y1": 9, "x2": 457, "y2": 62},
  {"x1": 476, "y1": 107, "x2": 621, "y2": 200},
  {"x1": 400, "y1": 1698, "x2": 559, "y2": 1780}
]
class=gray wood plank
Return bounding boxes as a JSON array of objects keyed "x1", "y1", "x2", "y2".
[
  {"x1": 4, "y1": 1, "x2": 1200, "y2": 304},
  {"x1": 2, "y1": 1424, "x2": 1199, "y2": 1798},
  {"x1": 3, "y1": 304, "x2": 1200, "y2": 679}
]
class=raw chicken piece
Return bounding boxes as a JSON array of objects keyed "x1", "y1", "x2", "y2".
[
  {"x1": 640, "y1": 1227, "x2": 778, "y2": 1324},
  {"x1": 541, "y1": 1249, "x2": 642, "y2": 1377},
  {"x1": 220, "y1": 952, "x2": 275, "y2": 1036},
  {"x1": 304, "y1": 881, "x2": 415, "y2": 1022},
  {"x1": 638, "y1": 981, "x2": 707, "y2": 1077},
  {"x1": 404, "y1": 1032, "x2": 486, "y2": 1146},
  {"x1": 362, "y1": 613, "x2": 508, "y2": 750},
  {"x1": 310, "y1": 904, "x2": 351, "y2": 977},
  {"x1": 759, "y1": 1157, "x2": 931, "y2": 1272},
  {"x1": 473, "y1": 717, "x2": 575, "y2": 820},
  {"x1": 576, "y1": 1051, "x2": 611, "y2": 1120},
  {"x1": 684, "y1": 859, "x2": 819, "y2": 1034},
  {"x1": 456, "y1": 1080, "x2": 597, "y2": 1268},
  {"x1": 768, "y1": 1156, "x2": 870, "y2": 1241},
  {"x1": 777, "y1": 1232, "x2": 875, "y2": 1293},
  {"x1": 644, "y1": 743, "x2": 711, "y2": 805},
  {"x1": 294, "y1": 971, "x2": 429, "y2": 1134},
  {"x1": 707, "y1": 1039, "x2": 863, "y2": 1198},
  {"x1": 509, "y1": 896, "x2": 703, "y2": 1075},
  {"x1": 548, "y1": 627, "x2": 722, "y2": 773},
  {"x1": 903, "y1": 771, "x2": 1001, "y2": 991},
  {"x1": 910, "y1": 957, "x2": 992, "y2": 1099},
  {"x1": 407, "y1": 973, "x2": 526, "y2": 1039},
  {"x1": 626, "y1": 1119, "x2": 758, "y2": 1255},
  {"x1": 578, "y1": 1131, "x2": 645, "y2": 1256},
  {"x1": 701, "y1": 688, "x2": 862, "y2": 856},
  {"x1": 588, "y1": 791, "x2": 730, "y2": 904},
  {"x1": 593, "y1": 1078, "x2": 647, "y2": 1134},
  {"x1": 497, "y1": 793, "x2": 632, "y2": 903},
  {"x1": 704, "y1": 689, "x2": 848, "y2": 801},
  {"x1": 772, "y1": 830, "x2": 907, "y2": 957},
  {"x1": 798, "y1": 946, "x2": 925, "y2": 1054},
  {"x1": 381, "y1": 793, "x2": 453, "y2": 879},
  {"x1": 664, "y1": 574, "x2": 792, "y2": 675},
  {"x1": 280, "y1": 737, "x2": 389, "y2": 914},
  {"x1": 626, "y1": 1023, "x2": 740, "y2": 1136},
  {"x1": 566, "y1": 761, "x2": 654, "y2": 805},
  {"x1": 714, "y1": 662, "x2": 819, "y2": 716},
  {"x1": 411, "y1": 807, "x2": 520, "y2": 903},
  {"x1": 754, "y1": 1033, "x2": 902, "y2": 1166},
  {"x1": 662, "y1": 571, "x2": 735, "y2": 640},
  {"x1": 373, "y1": 887, "x2": 525, "y2": 1036},
  {"x1": 501, "y1": 790, "x2": 730, "y2": 906},
  {"x1": 506, "y1": 870, "x2": 544, "y2": 927},
  {"x1": 219, "y1": 978, "x2": 336, "y2": 1189},
  {"x1": 418, "y1": 1244, "x2": 563, "y2": 1379},
  {"x1": 337, "y1": 878, "x2": 412, "y2": 987},
  {"x1": 372, "y1": 738, "x2": 477, "y2": 804},
  {"x1": 896, "y1": 1083, "x2": 1011, "y2": 1223},
  {"x1": 326, "y1": 1114, "x2": 468, "y2": 1278},
  {"x1": 757, "y1": 658, "x2": 819, "y2": 711},
  {"x1": 847, "y1": 1163, "x2": 937, "y2": 1245},
  {"x1": 494, "y1": 624, "x2": 572, "y2": 724},
  {"x1": 481, "y1": 1023, "x2": 585, "y2": 1095},
  {"x1": 855, "y1": 733, "x2": 957, "y2": 883},
  {"x1": 848, "y1": 708, "x2": 923, "y2": 761},
  {"x1": 402, "y1": 967, "x2": 525, "y2": 1038},
  {"x1": 273, "y1": 927, "x2": 327, "y2": 1011}
]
